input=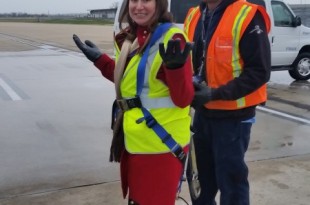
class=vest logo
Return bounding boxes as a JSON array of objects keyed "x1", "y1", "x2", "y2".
[{"x1": 250, "y1": 25, "x2": 263, "y2": 34}]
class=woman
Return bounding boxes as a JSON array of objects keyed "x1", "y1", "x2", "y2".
[{"x1": 73, "y1": 0, "x2": 194, "y2": 204}]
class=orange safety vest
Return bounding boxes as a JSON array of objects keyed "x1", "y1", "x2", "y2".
[
  {"x1": 184, "y1": 6, "x2": 201, "y2": 42},
  {"x1": 184, "y1": 1, "x2": 270, "y2": 110}
]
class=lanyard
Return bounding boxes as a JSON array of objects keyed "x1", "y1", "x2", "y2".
[{"x1": 196, "y1": 7, "x2": 216, "y2": 84}]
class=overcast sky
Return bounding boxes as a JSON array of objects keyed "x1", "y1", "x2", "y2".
[
  {"x1": 0, "y1": 0, "x2": 119, "y2": 14},
  {"x1": 1, "y1": 0, "x2": 309, "y2": 14}
]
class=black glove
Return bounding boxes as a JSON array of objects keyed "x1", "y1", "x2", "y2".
[
  {"x1": 191, "y1": 82, "x2": 213, "y2": 109},
  {"x1": 72, "y1": 34, "x2": 102, "y2": 62},
  {"x1": 159, "y1": 39, "x2": 193, "y2": 69}
]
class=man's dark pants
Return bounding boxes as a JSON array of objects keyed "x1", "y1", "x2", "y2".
[{"x1": 187, "y1": 111, "x2": 253, "y2": 205}]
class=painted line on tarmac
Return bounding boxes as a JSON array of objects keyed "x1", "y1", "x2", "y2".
[
  {"x1": 0, "y1": 74, "x2": 28, "y2": 101},
  {"x1": 0, "y1": 33, "x2": 114, "y2": 57},
  {"x1": 257, "y1": 106, "x2": 310, "y2": 125},
  {"x1": 0, "y1": 77, "x2": 22, "y2": 101},
  {"x1": 0, "y1": 33, "x2": 39, "y2": 48}
]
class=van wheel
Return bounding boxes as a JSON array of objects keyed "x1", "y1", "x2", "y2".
[{"x1": 289, "y1": 53, "x2": 310, "y2": 80}]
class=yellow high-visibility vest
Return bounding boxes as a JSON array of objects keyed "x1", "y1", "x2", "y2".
[{"x1": 116, "y1": 26, "x2": 191, "y2": 153}]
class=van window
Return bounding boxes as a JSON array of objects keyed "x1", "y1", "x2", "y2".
[
  {"x1": 170, "y1": 0, "x2": 201, "y2": 23},
  {"x1": 271, "y1": 1, "x2": 295, "y2": 27}
]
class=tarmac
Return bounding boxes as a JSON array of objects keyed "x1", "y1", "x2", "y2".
[
  {"x1": 0, "y1": 156, "x2": 309, "y2": 205},
  {"x1": 0, "y1": 22, "x2": 310, "y2": 205}
]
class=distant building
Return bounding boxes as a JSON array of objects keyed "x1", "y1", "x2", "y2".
[{"x1": 89, "y1": 8, "x2": 117, "y2": 19}]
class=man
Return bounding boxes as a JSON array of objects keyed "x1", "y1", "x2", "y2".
[{"x1": 184, "y1": 0, "x2": 271, "y2": 204}]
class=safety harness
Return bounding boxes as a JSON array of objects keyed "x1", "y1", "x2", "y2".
[{"x1": 116, "y1": 23, "x2": 186, "y2": 164}]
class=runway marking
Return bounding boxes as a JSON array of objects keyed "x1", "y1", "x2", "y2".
[
  {"x1": 257, "y1": 106, "x2": 310, "y2": 125},
  {"x1": 0, "y1": 33, "x2": 114, "y2": 57},
  {"x1": 0, "y1": 77, "x2": 22, "y2": 101}
]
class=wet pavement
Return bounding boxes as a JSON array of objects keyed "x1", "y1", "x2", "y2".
[{"x1": 0, "y1": 23, "x2": 310, "y2": 205}]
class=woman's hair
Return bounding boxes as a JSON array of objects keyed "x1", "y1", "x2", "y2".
[{"x1": 119, "y1": 0, "x2": 173, "y2": 40}]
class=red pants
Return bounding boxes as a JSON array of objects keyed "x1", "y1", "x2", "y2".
[{"x1": 120, "y1": 147, "x2": 188, "y2": 205}]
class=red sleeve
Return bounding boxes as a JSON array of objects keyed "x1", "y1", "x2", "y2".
[
  {"x1": 158, "y1": 33, "x2": 194, "y2": 108},
  {"x1": 94, "y1": 54, "x2": 115, "y2": 82}
]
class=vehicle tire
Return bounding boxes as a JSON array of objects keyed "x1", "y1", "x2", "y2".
[{"x1": 289, "y1": 52, "x2": 310, "y2": 80}]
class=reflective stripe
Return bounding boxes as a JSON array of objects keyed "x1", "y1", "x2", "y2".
[
  {"x1": 232, "y1": 5, "x2": 251, "y2": 108},
  {"x1": 232, "y1": 5, "x2": 251, "y2": 77},
  {"x1": 143, "y1": 39, "x2": 161, "y2": 87},
  {"x1": 139, "y1": 26, "x2": 179, "y2": 109},
  {"x1": 184, "y1": 7, "x2": 200, "y2": 41},
  {"x1": 140, "y1": 96, "x2": 175, "y2": 109},
  {"x1": 184, "y1": 7, "x2": 199, "y2": 37},
  {"x1": 122, "y1": 95, "x2": 175, "y2": 109}
]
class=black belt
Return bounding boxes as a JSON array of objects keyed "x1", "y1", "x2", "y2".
[{"x1": 117, "y1": 97, "x2": 142, "y2": 111}]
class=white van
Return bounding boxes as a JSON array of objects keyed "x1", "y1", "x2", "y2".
[{"x1": 114, "y1": 0, "x2": 310, "y2": 80}]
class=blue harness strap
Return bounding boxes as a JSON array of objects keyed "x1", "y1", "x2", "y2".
[{"x1": 135, "y1": 23, "x2": 186, "y2": 163}]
